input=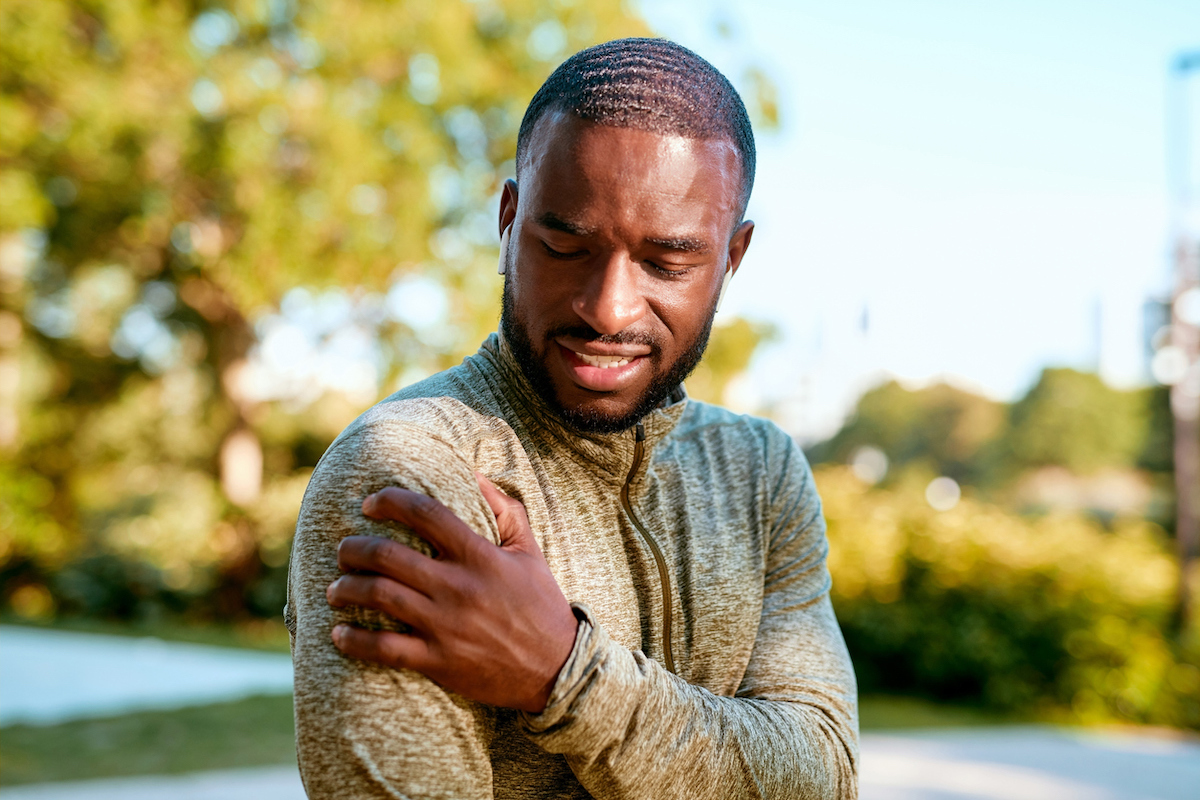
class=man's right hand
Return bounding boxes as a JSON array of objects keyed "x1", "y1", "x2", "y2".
[{"x1": 325, "y1": 473, "x2": 579, "y2": 714}]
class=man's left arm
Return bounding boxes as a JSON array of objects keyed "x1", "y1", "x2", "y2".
[{"x1": 519, "y1": 438, "x2": 859, "y2": 800}]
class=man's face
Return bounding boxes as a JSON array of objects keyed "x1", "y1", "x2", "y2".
[{"x1": 499, "y1": 112, "x2": 754, "y2": 433}]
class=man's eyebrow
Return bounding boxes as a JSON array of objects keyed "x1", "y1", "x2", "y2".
[
  {"x1": 645, "y1": 236, "x2": 711, "y2": 254},
  {"x1": 535, "y1": 213, "x2": 710, "y2": 254},
  {"x1": 535, "y1": 212, "x2": 596, "y2": 237}
]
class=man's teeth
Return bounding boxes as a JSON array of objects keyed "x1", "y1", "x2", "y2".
[{"x1": 574, "y1": 352, "x2": 634, "y2": 369}]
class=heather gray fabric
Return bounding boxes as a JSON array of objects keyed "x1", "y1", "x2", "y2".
[{"x1": 286, "y1": 333, "x2": 859, "y2": 799}]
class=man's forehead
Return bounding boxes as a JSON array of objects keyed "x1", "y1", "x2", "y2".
[
  {"x1": 519, "y1": 110, "x2": 741, "y2": 185},
  {"x1": 518, "y1": 111, "x2": 743, "y2": 226}
]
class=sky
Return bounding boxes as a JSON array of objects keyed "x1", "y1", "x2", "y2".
[{"x1": 636, "y1": 0, "x2": 1200, "y2": 439}]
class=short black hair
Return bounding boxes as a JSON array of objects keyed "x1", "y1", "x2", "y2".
[{"x1": 516, "y1": 38, "x2": 756, "y2": 216}]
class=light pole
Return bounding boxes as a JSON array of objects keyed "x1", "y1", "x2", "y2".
[{"x1": 1166, "y1": 50, "x2": 1200, "y2": 631}]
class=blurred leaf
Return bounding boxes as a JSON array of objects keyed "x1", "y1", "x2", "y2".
[
  {"x1": 743, "y1": 66, "x2": 779, "y2": 130},
  {"x1": 808, "y1": 379, "x2": 1007, "y2": 485}
]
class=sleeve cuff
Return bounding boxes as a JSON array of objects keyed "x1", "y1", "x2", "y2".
[{"x1": 518, "y1": 601, "x2": 644, "y2": 751}]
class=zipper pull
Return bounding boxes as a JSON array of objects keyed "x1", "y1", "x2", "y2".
[{"x1": 634, "y1": 422, "x2": 645, "y2": 442}]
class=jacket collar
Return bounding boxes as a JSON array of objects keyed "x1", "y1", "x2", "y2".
[{"x1": 474, "y1": 332, "x2": 687, "y2": 482}]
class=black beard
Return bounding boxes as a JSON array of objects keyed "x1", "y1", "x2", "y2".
[{"x1": 500, "y1": 275, "x2": 715, "y2": 434}]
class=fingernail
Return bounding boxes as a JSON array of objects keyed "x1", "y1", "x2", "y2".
[
  {"x1": 361, "y1": 494, "x2": 375, "y2": 513},
  {"x1": 332, "y1": 624, "x2": 346, "y2": 645}
]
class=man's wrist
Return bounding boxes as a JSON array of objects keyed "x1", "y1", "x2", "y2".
[
  {"x1": 523, "y1": 603, "x2": 585, "y2": 713},
  {"x1": 521, "y1": 602, "x2": 640, "y2": 747}
]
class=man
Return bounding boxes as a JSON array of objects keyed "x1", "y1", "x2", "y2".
[{"x1": 286, "y1": 38, "x2": 858, "y2": 799}]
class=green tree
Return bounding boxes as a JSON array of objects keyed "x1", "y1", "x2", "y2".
[
  {"x1": 1, "y1": 0, "x2": 655, "y2": 620},
  {"x1": 1136, "y1": 385, "x2": 1176, "y2": 474},
  {"x1": 818, "y1": 465, "x2": 1198, "y2": 728},
  {"x1": 686, "y1": 316, "x2": 777, "y2": 406},
  {"x1": 807, "y1": 379, "x2": 1007, "y2": 485},
  {"x1": 1, "y1": 1, "x2": 780, "y2": 622},
  {"x1": 1006, "y1": 368, "x2": 1149, "y2": 475},
  {"x1": 809, "y1": 367, "x2": 1174, "y2": 492}
]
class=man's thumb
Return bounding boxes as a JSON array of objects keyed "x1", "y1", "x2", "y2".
[{"x1": 474, "y1": 472, "x2": 539, "y2": 552}]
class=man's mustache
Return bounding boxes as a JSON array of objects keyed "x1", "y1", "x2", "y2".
[{"x1": 545, "y1": 325, "x2": 660, "y2": 351}]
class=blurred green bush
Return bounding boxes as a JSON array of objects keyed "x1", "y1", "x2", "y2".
[{"x1": 818, "y1": 465, "x2": 1200, "y2": 729}]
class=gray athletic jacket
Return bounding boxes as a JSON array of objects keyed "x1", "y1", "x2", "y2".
[{"x1": 285, "y1": 333, "x2": 859, "y2": 799}]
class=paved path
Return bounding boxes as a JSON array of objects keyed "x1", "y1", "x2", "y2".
[
  {"x1": 0, "y1": 626, "x2": 292, "y2": 725},
  {"x1": 859, "y1": 726, "x2": 1200, "y2": 800},
  {"x1": 3, "y1": 727, "x2": 1197, "y2": 800},
  {"x1": 0, "y1": 766, "x2": 306, "y2": 800},
  {"x1": 2, "y1": 626, "x2": 1197, "y2": 798}
]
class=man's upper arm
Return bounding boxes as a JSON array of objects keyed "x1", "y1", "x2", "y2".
[
  {"x1": 286, "y1": 419, "x2": 499, "y2": 800},
  {"x1": 739, "y1": 431, "x2": 859, "y2": 778},
  {"x1": 741, "y1": 430, "x2": 856, "y2": 697}
]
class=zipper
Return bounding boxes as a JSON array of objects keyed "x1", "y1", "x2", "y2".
[{"x1": 620, "y1": 422, "x2": 676, "y2": 674}]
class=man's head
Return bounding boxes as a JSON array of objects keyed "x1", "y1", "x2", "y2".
[
  {"x1": 515, "y1": 38, "x2": 756, "y2": 219},
  {"x1": 500, "y1": 38, "x2": 756, "y2": 433}
]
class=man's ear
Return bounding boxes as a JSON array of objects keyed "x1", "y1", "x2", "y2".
[
  {"x1": 498, "y1": 178, "x2": 519, "y2": 238},
  {"x1": 726, "y1": 219, "x2": 755, "y2": 279},
  {"x1": 716, "y1": 266, "x2": 733, "y2": 313}
]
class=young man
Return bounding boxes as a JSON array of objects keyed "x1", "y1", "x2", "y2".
[{"x1": 287, "y1": 38, "x2": 858, "y2": 799}]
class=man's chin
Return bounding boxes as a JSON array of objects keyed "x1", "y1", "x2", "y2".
[
  {"x1": 509, "y1": 341, "x2": 700, "y2": 435},
  {"x1": 548, "y1": 394, "x2": 649, "y2": 435}
]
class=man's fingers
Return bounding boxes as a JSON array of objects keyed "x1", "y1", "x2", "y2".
[
  {"x1": 362, "y1": 487, "x2": 473, "y2": 560},
  {"x1": 326, "y1": 574, "x2": 434, "y2": 629},
  {"x1": 337, "y1": 535, "x2": 439, "y2": 595},
  {"x1": 331, "y1": 625, "x2": 431, "y2": 673}
]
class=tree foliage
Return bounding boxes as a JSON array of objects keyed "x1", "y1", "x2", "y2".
[
  {"x1": 1, "y1": 0, "x2": 658, "y2": 619},
  {"x1": 810, "y1": 367, "x2": 1174, "y2": 490},
  {"x1": 808, "y1": 379, "x2": 1007, "y2": 485},
  {"x1": 1006, "y1": 368, "x2": 1149, "y2": 474},
  {"x1": 686, "y1": 316, "x2": 777, "y2": 407},
  {"x1": 1, "y1": 1, "x2": 782, "y2": 623}
]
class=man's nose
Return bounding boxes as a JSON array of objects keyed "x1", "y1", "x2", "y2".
[{"x1": 571, "y1": 256, "x2": 648, "y2": 336}]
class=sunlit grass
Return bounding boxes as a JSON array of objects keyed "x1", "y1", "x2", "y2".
[
  {"x1": 0, "y1": 691, "x2": 1023, "y2": 786},
  {"x1": 859, "y1": 694, "x2": 1020, "y2": 730},
  {"x1": 0, "y1": 695, "x2": 296, "y2": 787},
  {"x1": 0, "y1": 615, "x2": 291, "y2": 653}
]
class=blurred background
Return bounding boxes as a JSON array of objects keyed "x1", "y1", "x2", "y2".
[{"x1": 1, "y1": 0, "x2": 1198, "y2": 795}]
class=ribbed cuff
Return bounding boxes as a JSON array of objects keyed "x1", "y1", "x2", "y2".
[{"x1": 519, "y1": 601, "x2": 642, "y2": 752}]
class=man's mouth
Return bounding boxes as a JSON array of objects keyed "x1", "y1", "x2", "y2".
[
  {"x1": 554, "y1": 341, "x2": 650, "y2": 393},
  {"x1": 572, "y1": 352, "x2": 635, "y2": 369}
]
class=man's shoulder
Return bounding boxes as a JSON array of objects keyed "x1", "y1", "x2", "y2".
[
  {"x1": 674, "y1": 398, "x2": 799, "y2": 456},
  {"x1": 318, "y1": 355, "x2": 508, "y2": 472},
  {"x1": 671, "y1": 398, "x2": 815, "y2": 497}
]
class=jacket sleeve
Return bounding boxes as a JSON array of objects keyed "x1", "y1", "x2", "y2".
[
  {"x1": 286, "y1": 419, "x2": 501, "y2": 800},
  {"x1": 520, "y1": 436, "x2": 859, "y2": 800}
]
